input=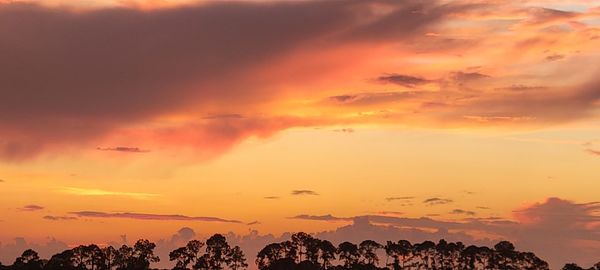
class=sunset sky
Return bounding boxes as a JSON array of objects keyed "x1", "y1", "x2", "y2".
[{"x1": 0, "y1": 0, "x2": 599, "y2": 268}]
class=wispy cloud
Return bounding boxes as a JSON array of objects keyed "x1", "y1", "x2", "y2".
[
  {"x1": 586, "y1": 149, "x2": 600, "y2": 156},
  {"x1": 450, "y1": 209, "x2": 476, "y2": 216},
  {"x1": 263, "y1": 196, "x2": 280, "y2": 200},
  {"x1": 43, "y1": 215, "x2": 77, "y2": 221},
  {"x1": 60, "y1": 187, "x2": 160, "y2": 200},
  {"x1": 246, "y1": 221, "x2": 261, "y2": 226},
  {"x1": 290, "y1": 214, "x2": 351, "y2": 222},
  {"x1": 291, "y1": 190, "x2": 319, "y2": 196},
  {"x1": 333, "y1": 128, "x2": 354, "y2": 133},
  {"x1": 423, "y1": 197, "x2": 453, "y2": 206},
  {"x1": 96, "y1": 146, "x2": 150, "y2": 153},
  {"x1": 546, "y1": 53, "x2": 565, "y2": 62},
  {"x1": 69, "y1": 211, "x2": 242, "y2": 223},
  {"x1": 385, "y1": 196, "x2": 415, "y2": 202},
  {"x1": 19, "y1": 205, "x2": 44, "y2": 211},
  {"x1": 374, "y1": 211, "x2": 404, "y2": 216},
  {"x1": 201, "y1": 114, "x2": 244, "y2": 120},
  {"x1": 375, "y1": 73, "x2": 432, "y2": 88}
]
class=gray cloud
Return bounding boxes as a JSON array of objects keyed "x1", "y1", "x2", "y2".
[
  {"x1": 328, "y1": 91, "x2": 421, "y2": 106},
  {"x1": 375, "y1": 73, "x2": 432, "y2": 88},
  {"x1": 385, "y1": 196, "x2": 415, "y2": 202},
  {"x1": 546, "y1": 54, "x2": 565, "y2": 61},
  {"x1": 586, "y1": 149, "x2": 600, "y2": 156},
  {"x1": 96, "y1": 146, "x2": 150, "y2": 153},
  {"x1": 290, "y1": 197, "x2": 600, "y2": 268},
  {"x1": 291, "y1": 190, "x2": 319, "y2": 196},
  {"x1": 423, "y1": 197, "x2": 453, "y2": 206},
  {"x1": 290, "y1": 214, "x2": 351, "y2": 222},
  {"x1": 0, "y1": 237, "x2": 68, "y2": 266},
  {"x1": 0, "y1": 0, "x2": 464, "y2": 161},
  {"x1": 19, "y1": 205, "x2": 44, "y2": 211},
  {"x1": 69, "y1": 211, "x2": 241, "y2": 223},
  {"x1": 43, "y1": 215, "x2": 77, "y2": 221},
  {"x1": 450, "y1": 209, "x2": 476, "y2": 216}
]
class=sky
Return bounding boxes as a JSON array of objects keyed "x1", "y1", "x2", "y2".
[{"x1": 0, "y1": 0, "x2": 599, "y2": 268}]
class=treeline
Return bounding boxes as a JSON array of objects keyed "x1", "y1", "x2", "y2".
[
  {"x1": 0, "y1": 234, "x2": 245, "y2": 270},
  {"x1": 1, "y1": 232, "x2": 599, "y2": 270},
  {"x1": 255, "y1": 232, "x2": 551, "y2": 270}
]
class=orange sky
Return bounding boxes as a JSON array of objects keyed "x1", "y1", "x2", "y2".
[{"x1": 0, "y1": 0, "x2": 599, "y2": 268}]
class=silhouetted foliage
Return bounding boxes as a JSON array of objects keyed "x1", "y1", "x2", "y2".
[
  {"x1": 3, "y1": 233, "x2": 600, "y2": 270},
  {"x1": 561, "y1": 262, "x2": 600, "y2": 270},
  {"x1": 169, "y1": 233, "x2": 246, "y2": 270},
  {"x1": 255, "y1": 232, "x2": 553, "y2": 270},
  {"x1": 2, "y1": 240, "x2": 159, "y2": 270}
]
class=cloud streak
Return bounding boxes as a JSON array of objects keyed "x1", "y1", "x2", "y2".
[
  {"x1": 69, "y1": 211, "x2": 242, "y2": 223},
  {"x1": 60, "y1": 187, "x2": 159, "y2": 200},
  {"x1": 96, "y1": 146, "x2": 150, "y2": 153},
  {"x1": 291, "y1": 190, "x2": 319, "y2": 196},
  {"x1": 19, "y1": 205, "x2": 44, "y2": 211},
  {"x1": 43, "y1": 215, "x2": 77, "y2": 221},
  {"x1": 423, "y1": 197, "x2": 453, "y2": 206}
]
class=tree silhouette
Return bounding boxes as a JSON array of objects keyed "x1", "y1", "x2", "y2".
[
  {"x1": 336, "y1": 242, "x2": 359, "y2": 269},
  {"x1": 44, "y1": 250, "x2": 76, "y2": 270},
  {"x1": 0, "y1": 234, "x2": 587, "y2": 270},
  {"x1": 256, "y1": 243, "x2": 285, "y2": 270},
  {"x1": 563, "y1": 263, "x2": 584, "y2": 270},
  {"x1": 227, "y1": 246, "x2": 248, "y2": 270},
  {"x1": 170, "y1": 240, "x2": 204, "y2": 269},
  {"x1": 114, "y1": 245, "x2": 133, "y2": 270},
  {"x1": 13, "y1": 249, "x2": 43, "y2": 270},
  {"x1": 129, "y1": 239, "x2": 160, "y2": 269},
  {"x1": 71, "y1": 244, "x2": 105, "y2": 270},
  {"x1": 358, "y1": 240, "x2": 382, "y2": 266},
  {"x1": 317, "y1": 240, "x2": 336, "y2": 269},
  {"x1": 171, "y1": 234, "x2": 247, "y2": 270},
  {"x1": 102, "y1": 246, "x2": 118, "y2": 270},
  {"x1": 291, "y1": 232, "x2": 313, "y2": 263},
  {"x1": 197, "y1": 234, "x2": 231, "y2": 270}
]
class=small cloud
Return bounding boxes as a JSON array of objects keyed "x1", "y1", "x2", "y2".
[
  {"x1": 202, "y1": 114, "x2": 244, "y2": 120},
  {"x1": 375, "y1": 73, "x2": 432, "y2": 88},
  {"x1": 546, "y1": 54, "x2": 565, "y2": 61},
  {"x1": 96, "y1": 146, "x2": 150, "y2": 153},
  {"x1": 43, "y1": 215, "x2": 77, "y2": 221},
  {"x1": 586, "y1": 149, "x2": 600, "y2": 156},
  {"x1": 290, "y1": 214, "x2": 350, "y2": 222},
  {"x1": 495, "y1": 84, "x2": 547, "y2": 92},
  {"x1": 60, "y1": 187, "x2": 159, "y2": 200},
  {"x1": 451, "y1": 71, "x2": 490, "y2": 82},
  {"x1": 69, "y1": 211, "x2": 241, "y2": 223},
  {"x1": 19, "y1": 205, "x2": 44, "y2": 211},
  {"x1": 0, "y1": 179, "x2": 4, "y2": 183},
  {"x1": 385, "y1": 196, "x2": 414, "y2": 202},
  {"x1": 291, "y1": 190, "x2": 319, "y2": 196},
  {"x1": 477, "y1": 206, "x2": 491, "y2": 210},
  {"x1": 327, "y1": 91, "x2": 419, "y2": 106},
  {"x1": 264, "y1": 196, "x2": 280, "y2": 200},
  {"x1": 450, "y1": 209, "x2": 477, "y2": 216},
  {"x1": 246, "y1": 221, "x2": 261, "y2": 226},
  {"x1": 333, "y1": 128, "x2": 354, "y2": 133},
  {"x1": 375, "y1": 211, "x2": 404, "y2": 216},
  {"x1": 423, "y1": 197, "x2": 453, "y2": 206},
  {"x1": 329, "y1": 95, "x2": 357, "y2": 103}
]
